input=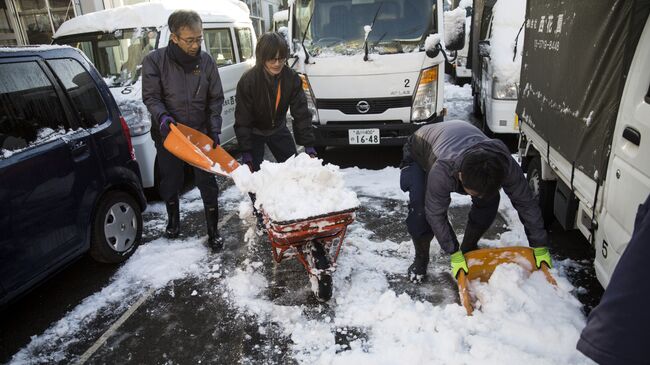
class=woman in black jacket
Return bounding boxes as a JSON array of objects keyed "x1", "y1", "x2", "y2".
[{"x1": 234, "y1": 32, "x2": 316, "y2": 171}]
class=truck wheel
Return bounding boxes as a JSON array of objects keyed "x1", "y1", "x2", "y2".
[
  {"x1": 308, "y1": 242, "x2": 333, "y2": 302},
  {"x1": 90, "y1": 191, "x2": 143, "y2": 263},
  {"x1": 526, "y1": 157, "x2": 556, "y2": 228}
]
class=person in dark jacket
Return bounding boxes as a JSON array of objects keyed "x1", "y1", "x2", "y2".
[
  {"x1": 234, "y1": 32, "x2": 316, "y2": 171},
  {"x1": 577, "y1": 194, "x2": 650, "y2": 365},
  {"x1": 142, "y1": 10, "x2": 225, "y2": 251},
  {"x1": 400, "y1": 120, "x2": 549, "y2": 282}
]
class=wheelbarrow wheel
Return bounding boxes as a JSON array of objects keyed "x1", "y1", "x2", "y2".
[{"x1": 308, "y1": 242, "x2": 332, "y2": 302}]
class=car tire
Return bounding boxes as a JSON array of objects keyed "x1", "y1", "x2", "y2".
[
  {"x1": 90, "y1": 191, "x2": 143, "y2": 263},
  {"x1": 526, "y1": 157, "x2": 556, "y2": 228}
]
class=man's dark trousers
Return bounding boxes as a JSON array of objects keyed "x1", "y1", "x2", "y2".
[
  {"x1": 154, "y1": 140, "x2": 219, "y2": 205},
  {"x1": 250, "y1": 125, "x2": 297, "y2": 171}
]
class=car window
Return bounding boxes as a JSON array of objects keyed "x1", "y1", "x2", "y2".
[
  {"x1": 204, "y1": 28, "x2": 235, "y2": 67},
  {"x1": 0, "y1": 61, "x2": 69, "y2": 154},
  {"x1": 236, "y1": 28, "x2": 254, "y2": 62},
  {"x1": 48, "y1": 58, "x2": 109, "y2": 128}
]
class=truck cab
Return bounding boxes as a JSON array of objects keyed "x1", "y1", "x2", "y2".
[
  {"x1": 517, "y1": 0, "x2": 650, "y2": 288},
  {"x1": 287, "y1": 0, "x2": 464, "y2": 150}
]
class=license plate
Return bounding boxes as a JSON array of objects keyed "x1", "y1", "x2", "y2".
[{"x1": 348, "y1": 128, "x2": 380, "y2": 145}]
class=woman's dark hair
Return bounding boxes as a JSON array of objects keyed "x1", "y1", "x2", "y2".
[
  {"x1": 168, "y1": 10, "x2": 202, "y2": 34},
  {"x1": 255, "y1": 32, "x2": 289, "y2": 66},
  {"x1": 460, "y1": 149, "x2": 505, "y2": 197}
]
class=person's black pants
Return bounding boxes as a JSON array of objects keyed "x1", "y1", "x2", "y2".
[
  {"x1": 154, "y1": 139, "x2": 219, "y2": 206},
  {"x1": 250, "y1": 125, "x2": 298, "y2": 171}
]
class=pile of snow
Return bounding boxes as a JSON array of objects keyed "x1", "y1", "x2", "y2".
[
  {"x1": 489, "y1": 0, "x2": 526, "y2": 83},
  {"x1": 231, "y1": 153, "x2": 359, "y2": 222},
  {"x1": 444, "y1": 7, "x2": 466, "y2": 46}
]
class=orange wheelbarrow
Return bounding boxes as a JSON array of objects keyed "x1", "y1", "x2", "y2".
[
  {"x1": 263, "y1": 208, "x2": 357, "y2": 301},
  {"x1": 163, "y1": 123, "x2": 358, "y2": 301},
  {"x1": 455, "y1": 246, "x2": 557, "y2": 315}
]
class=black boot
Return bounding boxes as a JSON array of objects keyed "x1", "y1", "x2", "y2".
[
  {"x1": 205, "y1": 205, "x2": 223, "y2": 251},
  {"x1": 164, "y1": 197, "x2": 180, "y2": 239},
  {"x1": 408, "y1": 236, "x2": 432, "y2": 283}
]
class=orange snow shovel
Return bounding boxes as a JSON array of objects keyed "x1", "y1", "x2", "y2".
[
  {"x1": 455, "y1": 246, "x2": 557, "y2": 316},
  {"x1": 163, "y1": 123, "x2": 240, "y2": 176}
]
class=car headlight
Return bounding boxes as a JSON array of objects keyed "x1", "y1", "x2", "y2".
[
  {"x1": 120, "y1": 103, "x2": 151, "y2": 136},
  {"x1": 411, "y1": 66, "x2": 438, "y2": 122},
  {"x1": 299, "y1": 73, "x2": 320, "y2": 124},
  {"x1": 492, "y1": 78, "x2": 518, "y2": 100}
]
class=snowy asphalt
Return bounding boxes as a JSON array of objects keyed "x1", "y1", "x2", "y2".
[{"x1": 0, "y1": 82, "x2": 602, "y2": 364}]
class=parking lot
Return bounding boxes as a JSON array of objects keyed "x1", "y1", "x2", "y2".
[{"x1": 1, "y1": 83, "x2": 603, "y2": 364}]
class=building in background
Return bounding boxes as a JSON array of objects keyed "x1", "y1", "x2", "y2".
[{"x1": 2, "y1": 0, "x2": 285, "y2": 46}]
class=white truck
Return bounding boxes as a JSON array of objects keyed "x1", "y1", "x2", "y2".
[
  {"x1": 470, "y1": 0, "x2": 523, "y2": 137},
  {"x1": 517, "y1": 0, "x2": 650, "y2": 287},
  {"x1": 451, "y1": 0, "x2": 472, "y2": 85},
  {"x1": 52, "y1": 0, "x2": 256, "y2": 191},
  {"x1": 287, "y1": 0, "x2": 465, "y2": 150}
]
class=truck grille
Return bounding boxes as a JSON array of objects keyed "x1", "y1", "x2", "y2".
[{"x1": 316, "y1": 96, "x2": 411, "y2": 115}]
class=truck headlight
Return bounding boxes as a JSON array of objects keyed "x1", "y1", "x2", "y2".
[
  {"x1": 299, "y1": 73, "x2": 320, "y2": 124},
  {"x1": 492, "y1": 78, "x2": 518, "y2": 100},
  {"x1": 411, "y1": 66, "x2": 438, "y2": 122},
  {"x1": 120, "y1": 103, "x2": 151, "y2": 136}
]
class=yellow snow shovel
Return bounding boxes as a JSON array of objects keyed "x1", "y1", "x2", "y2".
[
  {"x1": 455, "y1": 246, "x2": 557, "y2": 316},
  {"x1": 163, "y1": 123, "x2": 240, "y2": 176}
]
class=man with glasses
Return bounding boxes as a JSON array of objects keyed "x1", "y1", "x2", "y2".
[
  {"x1": 142, "y1": 10, "x2": 225, "y2": 251},
  {"x1": 234, "y1": 32, "x2": 316, "y2": 172},
  {"x1": 399, "y1": 120, "x2": 550, "y2": 282}
]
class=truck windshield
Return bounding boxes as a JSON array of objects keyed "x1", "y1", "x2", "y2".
[
  {"x1": 56, "y1": 28, "x2": 159, "y2": 87},
  {"x1": 294, "y1": 0, "x2": 436, "y2": 56}
]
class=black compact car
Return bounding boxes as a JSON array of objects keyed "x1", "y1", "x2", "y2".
[{"x1": 0, "y1": 46, "x2": 146, "y2": 307}]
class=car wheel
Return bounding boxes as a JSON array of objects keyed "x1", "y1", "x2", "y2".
[
  {"x1": 90, "y1": 191, "x2": 143, "y2": 263},
  {"x1": 526, "y1": 157, "x2": 556, "y2": 228}
]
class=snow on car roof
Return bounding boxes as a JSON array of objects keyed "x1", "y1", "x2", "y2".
[
  {"x1": 53, "y1": 0, "x2": 251, "y2": 39},
  {"x1": 0, "y1": 44, "x2": 73, "y2": 53}
]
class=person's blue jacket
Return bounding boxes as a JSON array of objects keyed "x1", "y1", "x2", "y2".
[{"x1": 577, "y1": 194, "x2": 650, "y2": 364}]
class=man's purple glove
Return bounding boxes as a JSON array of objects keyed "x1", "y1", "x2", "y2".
[
  {"x1": 304, "y1": 146, "x2": 317, "y2": 157},
  {"x1": 210, "y1": 133, "x2": 220, "y2": 148},
  {"x1": 242, "y1": 152, "x2": 253, "y2": 171},
  {"x1": 159, "y1": 115, "x2": 175, "y2": 138}
]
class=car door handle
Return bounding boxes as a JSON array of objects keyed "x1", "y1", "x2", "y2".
[
  {"x1": 623, "y1": 126, "x2": 641, "y2": 146},
  {"x1": 68, "y1": 140, "x2": 88, "y2": 156}
]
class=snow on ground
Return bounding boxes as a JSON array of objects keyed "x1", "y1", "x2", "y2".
[
  {"x1": 444, "y1": 81, "x2": 473, "y2": 120},
  {"x1": 225, "y1": 167, "x2": 594, "y2": 364},
  {"x1": 9, "y1": 156, "x2": 593, "y2": 364},
  {"x1": 10, "y1": 237, "x2": 210, "y2": 364}
]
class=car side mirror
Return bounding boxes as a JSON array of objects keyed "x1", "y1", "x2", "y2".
[
  {"x1": 479, "y1": 40, "x2": 491, "y2": 58},
  {"x1": 444, "y1": 9, "x2": 466, "y2": 51}
]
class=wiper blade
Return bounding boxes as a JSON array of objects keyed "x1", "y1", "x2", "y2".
[{"x1": 363, "y1": 2, "x2": 383, "y2": 61}]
